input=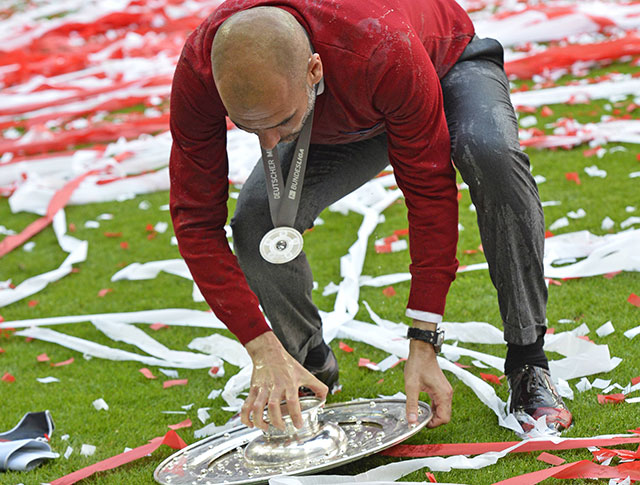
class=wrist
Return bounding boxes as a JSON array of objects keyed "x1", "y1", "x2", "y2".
[
  {"x1": 412, "y1": 319, "x2": 438, "y2": 331},
  {"x1": 245, "y1": 331, "x2": 283, "y2": 360},
  {"x1": 407, "y1": 323, "x2": 444, "y2": 354}
]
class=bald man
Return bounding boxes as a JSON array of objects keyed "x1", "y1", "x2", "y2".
[{"x1": 170, "y1": 0, "x2": 572, "y2": 434}]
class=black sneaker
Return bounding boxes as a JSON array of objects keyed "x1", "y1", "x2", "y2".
[
  {"x1": 300, "y1": 347, "x2": 340, "y2": 396},
  {"x1": 507, "y1": 365, "x2": 572, "y2": 433}
]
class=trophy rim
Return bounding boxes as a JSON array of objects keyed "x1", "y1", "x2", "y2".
[{"x1": 154, "y1": 398, "x2": 432, "y2": 485}]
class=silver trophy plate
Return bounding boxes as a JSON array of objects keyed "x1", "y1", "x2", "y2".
[
  {"x1": 154, "y1": 398, "x2": 431, "y2": 485},
  {"x1": 259, "y1": 226, "x2": 303, "y2": 264}
]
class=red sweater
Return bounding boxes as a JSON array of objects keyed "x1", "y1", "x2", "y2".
[{"x1": 169, "y1": 0, "x2": 474, "y2": 345}]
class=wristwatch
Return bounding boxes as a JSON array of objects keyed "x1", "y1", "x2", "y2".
[{"x1": 406, "y1": 327, "x2": 445, "y2": 353}]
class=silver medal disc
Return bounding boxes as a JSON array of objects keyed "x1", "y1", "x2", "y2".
[
  {"x1": 154, "y1": 397, "x2": 432, "y2": 485},
  {"x1": 259, "y1": 226, "x2": 303, "y2": 264}
]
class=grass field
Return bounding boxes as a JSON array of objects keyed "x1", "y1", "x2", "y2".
[{"x1": 1, "y1": 27, "x2": 640, "y2": 485}]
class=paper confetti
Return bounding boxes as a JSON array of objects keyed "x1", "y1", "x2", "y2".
[
  {"x1": 167, "y1": 419, "x2": 192, "y2": 430},
  {"x1": 2, "y1": 372, "x2": 15, "y2": 382},
  {"x1": 480, "y1": 373, "x2": 503, "y2": 386},
  {"x1": 596, "y1": 321, "x2": 615, "y2": 337},
  {"x1": 163, "y1": 379, "x2": 188, "y2": 389},
  {"x1": 37, "y1": 377, "x2": 60, "y2": 384},
  {"x1": 338, "y1": 341, "x2": 354, "y2": 352},
  {"x1": 537, "y1": 452, "x2": 566, "y2": 466},
  {"x1": 139, "y1": 368, "x2": 156, "y2": 379},
  {"x1": 51, "y1": 357, "x2": 74, "y2": 367},
  {"x1": 92, "y1": 398, "x2": 109, "y2": 411},
  {"x1": 80, "y1": 444, "x2": 96, "y2": 456},
  {"x1": 597, "y1": 394, "x2": 626, "y2": 404}
]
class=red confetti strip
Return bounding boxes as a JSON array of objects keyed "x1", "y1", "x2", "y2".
[
  {"x1": 168, "y1": 419, "x2": 192, "y2": 430},
  {"x1": 540, "y1": 106, "x2": 554, "y2": 117},
  {"x1": 51, "y1": 358, "x2": 74, "y2": 367},
  {"x1": 394, "y1": 228, "x2": 409, "y2": 236},
  {"x1": 150, "y1": 323, "x2": 169, "y2": 331},
  {"x1": 454, "y1": 362, "x2": 472, "y2": 369},
  {"x1": 426, "y1": 471, "x2": 437, "y2": 482},
  {"x1": 628, "y1": 293, "x2": 640, "y2": 307},
  {"x1": 120, "y1": 241, "x2": 129, "y2": 250},
  {"x1": 163, "y1": 379, "x2": 188, "y2": 389},
  {"x1": 97, "y1": 288, "x2": 113, "y2": 297},
  {"x1": 504, "y1": 33, "x2": 640, "y2": 79},
  {"x1": 546, "y1": 328, "x2": 556, "y2": 334},
  {"x1": 0, "y1": 169, "x2": 102, "y2": 257},
  {"x1": 583, "y1": 146, "x2": 602, "y2": 157},
  {"x1": 545, "y1": 230, "x2": 555, "y2": 238},
  {"x1": 104, "y1": 232, "x2": 122, "y2": 238},
  {"x1": 493, "y1": 458, "x2": 640, "y2": 484},
  {"x1": 375, "y1": 243, "x2": 392, "y2": 254},
  {"x1": 0, "y1": 348, "x2": 4, "y2": 354},
  {"x1": 537, "y1": 452, "x2": 566, "y2": 466},
  {"x1": 338, "y1": 341, "x2": 354, "y2": 353},
  {"x1": 139, "y1": 368, "x2": 156, "y2": 379},
  {"x1": 28, "y1": 300, "x2": 39, "y2": 307},
  {"x1": 480, "y1": 373, "x2": 502, "y2": 385},
  {"x1": 603, "y1": 271, "x2": 622, "y2": 279},
  {"x1": 2, "y1": 372, "x2": 15, "y2": 382},
  {"x1": 597, "y1": 393, "x2": 625, "y2": 404},
  {"x1": 49, "y1": 430, "x2": 186, "y2": 485},
  {"x1": 376, "y1": 378, "x2": 384, "y2": 384},
  {"x1": 390, "y1": 358, "x2": 407, "y2": 369},
  {"x1": 383, "y1": 436, "x2": 640, "y2": 458},
  {"x1": 565, "y1": 172, "x2": 581, "y2": 185},
  {"x1": 382, "y1": 286, "x2": 396, "y2": 297},
  {"x1": 37, "y1": 353, "x2": 50, "y2": 362},
  {"x1": 632, "y1": 376, "x2": 640, "y2": 386}
]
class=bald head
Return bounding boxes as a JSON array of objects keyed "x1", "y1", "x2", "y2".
[{"x1": 212, "y1": 7, "x2": 312, "y2": 110}]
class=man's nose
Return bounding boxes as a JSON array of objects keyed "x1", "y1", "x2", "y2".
[{"x1": 258, "y1": 129, "x2": 280, "y2": 150}]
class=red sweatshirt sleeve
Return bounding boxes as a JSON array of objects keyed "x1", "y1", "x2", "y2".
[
  {"x1": 369, "y1": 34, "x2": 459, "y2": 316},
  {"x1": 169, "y1": 47, "x2": 271, "y2": 345}
]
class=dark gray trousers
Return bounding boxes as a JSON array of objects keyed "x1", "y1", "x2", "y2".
[{"x1": 231, "y1": 37, "x2": 547, "y2": 364}]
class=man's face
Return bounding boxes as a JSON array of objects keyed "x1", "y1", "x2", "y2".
[{"x1": 225, "y1": 79, "x2": 316, "y2": 150}]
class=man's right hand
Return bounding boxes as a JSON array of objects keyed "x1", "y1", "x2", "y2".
[{"x1": 242, "y1": 331, "x2": 328, "y2": 432}]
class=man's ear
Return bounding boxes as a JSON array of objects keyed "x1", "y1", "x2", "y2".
[{"x1": 308, "y1": 53, "x2": 323, "y2": 86}]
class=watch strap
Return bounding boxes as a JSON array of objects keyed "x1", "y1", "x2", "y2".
[{"x1": 406, "y1": 327, "x2": 445, "y2": 353}]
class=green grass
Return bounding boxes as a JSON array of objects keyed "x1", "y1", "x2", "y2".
[{"x1": 1, "y1": 88, "x2": 640, "y2": 485}]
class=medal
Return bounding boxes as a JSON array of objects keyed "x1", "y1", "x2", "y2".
[
  {"x1": 258, "y1": 85, "x2": 317, "y2": 264},
  {"x1": 259, "y1": 226, "x2": 304, "y2": 264}
]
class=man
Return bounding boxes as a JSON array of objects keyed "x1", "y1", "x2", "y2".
[{"x1": 169, "y1": 0, "x2": 572, "y2": 434}]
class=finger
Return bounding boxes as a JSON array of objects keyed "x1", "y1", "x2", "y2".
[
  {"x1": 427, "y1": 390, "x2": 452, "y2": 428},
  {"x1": 267, "y1": 390, "x2": 286, "y2": 431},
  {"x1": 404, "y1": 379, "x2": 421, "y2": 426},
  {"x1": 301, "y1": 374, "x2": 329, "y2": 400},
  {"x1": 240, "y1": 386, "x2": 260, "y2": 428},
  {"x1": 285, "y1": 389, "x2": 304, "y2": 429},
  {"x1": 251, "y1": 387, "x2": 270, "y2": 431}
]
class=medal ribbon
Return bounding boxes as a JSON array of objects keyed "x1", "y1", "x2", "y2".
[{"x1": 260, "y1": 88, "x2": 316, "y2": 229}]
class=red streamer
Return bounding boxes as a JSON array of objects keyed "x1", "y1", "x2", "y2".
[
  {"x1": 50, "y1": 430, "x2": 186, "y2": 485},
  {"x1": 0, "y1": 168, "x2": 101, "y2": 258},
  {"x1": 382, "y1": 436, "x2": 640, "y2": 457},
  {"x1": 505, "y1": 34, "x2": 640, "y2": 79}
]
